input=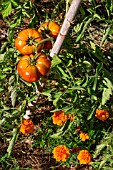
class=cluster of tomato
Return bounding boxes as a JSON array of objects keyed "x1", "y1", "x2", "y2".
[{"x1": 15, "y1": 21, "x2": 60, "y2": 82}]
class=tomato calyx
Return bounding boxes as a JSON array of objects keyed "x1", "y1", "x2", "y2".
[
  {"x1": 28, "y1": 54, "x2": 38, "y2": 66},
  {"x1": 26, "y1": 37, "x2": 36, "y2": 46},
  {"x1": 41, "y1": 28, "x2": 50, "y2": 38}
]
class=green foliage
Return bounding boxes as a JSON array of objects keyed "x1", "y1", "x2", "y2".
[{"x1": 0, "y1": 0, "x2": 113, "y2": 169}]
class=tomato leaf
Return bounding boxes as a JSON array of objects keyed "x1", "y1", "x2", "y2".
[
  {"x1": 51, "y1": 55, "x2": 62, "y2": 68},
  {"x1": 2, "y1": 1, "x2": 12, "y2": 18},
  {"x1": 10, "y1": 16, "x2": 21, "y2": 28},
  {"x1": 9, "y1": 86, "x2": 17, "y2": 107},
  {"x1": 102, "y1": 77, "x2": 113, "y2": 105}
]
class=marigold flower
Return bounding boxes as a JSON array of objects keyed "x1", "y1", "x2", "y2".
[
  {"x1": 77, "y1": 150, "x2": 92, "y2": 164},
  {"x1": 95, "y1": 108, "x2": 109, "y2": 121},
  {"x1": 20, "y1": 119, "x2": 34, "y2": 136},
  {"x1": 52, "y1": 111, "x2": 67, "y2": 126},
  {"x1": 53, "y1": 145, "x2": 70, "y2": 162},
  {"x1": 79, "y1": 132, "x2": 89, "y2": 141}
]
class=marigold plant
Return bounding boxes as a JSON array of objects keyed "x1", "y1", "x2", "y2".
[
  {"x1": 77, "y1": 150, "x2": 92, "y2": 164},
  {"x1": 95, "y1": 108, "x2": 109, "y2": 121},
  {"x1": 53, "y1": 145, "x2": 70, "y2": 162},
  {"x1": 20, "y1": 119, "x2": 34, "y2": 136},
  {"x1": 52, "y1": 110, "x2": 67, "y2": 126},
  {"x1": 79, "y1": 131, "x2": 89, "y2": 141}
]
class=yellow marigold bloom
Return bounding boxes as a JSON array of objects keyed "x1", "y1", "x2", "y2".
[
  {"x1": 20, "y1": 119, "x2": 34, "y2": 136},
  {"x1": 95, "y1": 108, "x2": 109, "y2": 121},
  {"x1": 79, "y1": 132, "x2": 89, "y2": 141},
  {"x1": 53, "y1": 145, "x2": 70, "y2": 162},
  {"x1": 77, "y1": 150, "x2": 92, "y2": 164},
  {"x1": 52, "y1": 111, "x2": 67, "y2": 126}
]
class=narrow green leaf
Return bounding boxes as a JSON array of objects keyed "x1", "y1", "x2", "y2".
[
  {"x1": 76, "y1": 15, "x2": 93, "y2": 42},
  {"x1": 105, "y1": 0, "x2": 113, "y2": 18},
  {"x1": 10, "y1": 86, "x2": 17, "y2": 107},
  {"x1": 7, "y1": 127, "x2": 20, "y2": 158},
  {"x1": 100, "y1": 24, "x2": 112, "y2": 46},
  {"x1": 93, "y1": 63, "x2": 103, "y2": 91},
  {"x1": 41, "y1": 88, "x2": 55, "y2": 97},
  {"x1": 57, "y1": 66, "x2": 70, "y2": 79},
  {"x1": 87, "y1": 103, "x2": 97, "y2": 120},
  {"x1": 11, "y1": 0, "x2": 19, "y2": 6},
  {"x1": 53, "y1": 91, "x2": 62, "y2": 107}
]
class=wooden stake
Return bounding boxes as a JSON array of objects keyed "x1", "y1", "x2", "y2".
[{"x1": 50, "y1": 0, "x2": 82, "y2": 57}]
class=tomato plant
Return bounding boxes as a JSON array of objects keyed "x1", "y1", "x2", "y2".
[
  {"x1": 38, "y1": 21, "x2": 60, "y2": 49},
  {"x1": 17, "y1": 52, "x2": 51, "y2": 82},
  {"x1": 15, "y1": 29, "x2": 44, "y2": 55}
]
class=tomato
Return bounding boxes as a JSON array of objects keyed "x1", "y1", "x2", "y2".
[
  {"x1": 44, "y1": 41, "x2": 52, "y2": 50},
  {"x1": 17, "y1": 53, "x2": 51, "y2": 82},
  {"x1": 48, "y1": 21, "x2": 61, "y2": 38},
  {"x1": 36, "y1": 52, "x2": 51, "y2": 76},
  {"x1": 17, "y1": 55, "x2": 40, "y2": 82},
  {"x1": 15, "y1": 29, "x2": 44, "y2": 55},
  {"x1": 38, "y1": 21, "x2": 60, "y2": 49}
]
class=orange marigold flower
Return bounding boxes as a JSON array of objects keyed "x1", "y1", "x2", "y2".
[
  {"x1": 77, "y1": 150, "x2": 92, "y2": 164},
  {"x1": 20, "y1": 119, "x2": 34, "y2": 136},
  {"x1": 79, "y1": 132, "x2": 89, "y2": 141},
  {"x1": 52, "y1": 111, "x2": 67, "y2": 126},
  {"x1": 95, "y1": 108, "x2": 109, "y2": 121},
  {"x1": 53, "y1": 145, "x2": 70, "y2": 162}
]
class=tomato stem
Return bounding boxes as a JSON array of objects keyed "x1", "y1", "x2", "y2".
[
  {"x1": 35, "y1": 37, "x2": 54, "y2": 55},
  {"x1": 35, "y1": 37, "x2": 54, "y2": 46}
]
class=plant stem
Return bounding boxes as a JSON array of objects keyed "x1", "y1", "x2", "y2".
[{"x1": 35, "y1": 37, "x2": 54, "y2": 55}]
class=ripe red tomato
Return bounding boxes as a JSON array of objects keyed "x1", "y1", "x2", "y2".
[
  {"x1": 44, "y1": 41, "x2": 52, "y2": 50},
  {"x1": 48, "y1": 21, "x2": 61, "y2": 38},
  {"x1": 17, "y1": 53, "x2": 51, "y2": 82},
  {"x1": 38, "y1": 21, "x2": 60, "y2": 49},
  {"x1": 36, "y1": 52, "x2": 51, "y2": 76},
  {"x1": 15, "y1": 29, "x2": 44, "y2": 55}
]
